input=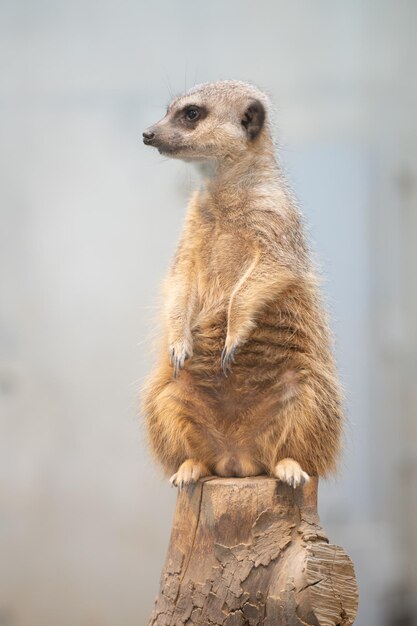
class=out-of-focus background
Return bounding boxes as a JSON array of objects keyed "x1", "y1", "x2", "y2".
[{"x1": 1, "y1": 1, "x2": 416, "y2": 625}]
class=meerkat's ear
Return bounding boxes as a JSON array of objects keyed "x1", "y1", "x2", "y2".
[{"x1": 241, "y1": 99, "x2": 265, "y2": 140}]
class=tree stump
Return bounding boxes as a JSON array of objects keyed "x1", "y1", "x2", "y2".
[{"x1": 148, "y1": 476, "x2": 358, "y2": 626}]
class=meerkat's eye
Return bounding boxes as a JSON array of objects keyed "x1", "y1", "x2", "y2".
[{"x1": 184, "y1": 106, "x2": 200, "y2": 122}]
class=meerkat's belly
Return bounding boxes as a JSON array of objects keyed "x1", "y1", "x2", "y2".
[{"x1": 187, "y1": 300, "x2": 306, "y2": 422}]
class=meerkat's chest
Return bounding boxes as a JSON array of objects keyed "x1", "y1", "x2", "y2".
[{"x1": 196, "y1": 226, "x2": 252, "y2": 297}]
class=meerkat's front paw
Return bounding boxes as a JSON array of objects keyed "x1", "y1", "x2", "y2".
[
  {"x1": 169, "y1": 459, "x2": 210, "y2": 490},
  {"x1": 274, "y1": 458, "x2": 310, "y2": 489},
  {"x1": 169, "y1": 339, "x2": 192, "y2": 378}
]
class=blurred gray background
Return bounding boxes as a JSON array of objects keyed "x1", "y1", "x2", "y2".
[{"x1": 1, "y1": 1, "x2": 416, "y2": 625}]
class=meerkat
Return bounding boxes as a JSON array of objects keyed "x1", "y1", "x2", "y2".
[{"x1": 141, "y1": 80, "x2": 343, "y2": 489}]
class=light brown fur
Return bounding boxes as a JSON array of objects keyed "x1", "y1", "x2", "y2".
[{"x1": 141, "y1": 80, "x2": 343, "y2": 488}]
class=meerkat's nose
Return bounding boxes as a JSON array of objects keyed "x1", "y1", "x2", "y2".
[{"x1": 143, "y1": 130, "x2": 155, "y2": 145}]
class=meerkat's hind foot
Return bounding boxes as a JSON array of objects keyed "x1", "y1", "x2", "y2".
[
  {"x1": 169, "y1": 459, "x2": 211, "y2": 490},
  {"x1": 274, "y1": 458, "x2": 310, "y2": 489}
]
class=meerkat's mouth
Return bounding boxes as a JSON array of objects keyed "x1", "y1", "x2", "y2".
[
  {"x1": 158, "y1": 145, "x2": 205, "y2": 161},
  {"x1": 157, "y1": 145, "x2": 182, "y2": 155}
]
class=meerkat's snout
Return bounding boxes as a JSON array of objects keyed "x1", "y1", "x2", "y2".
[
  {"x1": 142, "y1": 118, "x2": 182, "y2": 155},
  {"x1": 142, "y1": 129, "x2": 155, "y2": 145}
]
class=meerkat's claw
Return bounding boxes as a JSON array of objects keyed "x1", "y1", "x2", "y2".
[
  {"x1": 169, "y1": 460, "x2": 210, "y2": 489},
  {"x1": 274, "y1": 458, "x2": 310, "y2": 489},
  {"x1": 221, "y1": 344, "x2": 237, "y2": 376},
  {"x1": 169, "y1": 342, "x2": 192, "y2": 378}
]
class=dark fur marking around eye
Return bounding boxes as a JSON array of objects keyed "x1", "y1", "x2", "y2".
[
  {"x1": 174, "y1": 104, "x2": 208, "y2": 128},
  {"x1": 241, "y1": 99, "x2": 265, "y2": 140}
]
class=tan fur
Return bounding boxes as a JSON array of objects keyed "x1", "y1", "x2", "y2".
[{"x1": 141, "y1": 80, "x2": 343, "y2": 488}]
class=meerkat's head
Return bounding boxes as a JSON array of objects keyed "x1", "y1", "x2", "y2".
[{"x1": 143, "y1": 80, "x2": 272, "y2": 163}]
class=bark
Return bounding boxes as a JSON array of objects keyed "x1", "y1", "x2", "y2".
[{"x1": 148, "y1": 476, "x2": 358, "y2": 626}]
